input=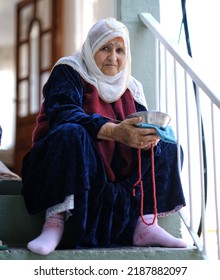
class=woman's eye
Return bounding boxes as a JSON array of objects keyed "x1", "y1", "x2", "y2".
[
  {"x1": 117, "y1": 47, "x2": 124, "y2": 54},
  {"x1": 100, "y1": 46, "x2": 109, "y2": 52}
]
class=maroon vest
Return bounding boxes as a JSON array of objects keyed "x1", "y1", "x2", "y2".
[{"x1": 82, "y1": 82, "x2": 137, "y2": 181}]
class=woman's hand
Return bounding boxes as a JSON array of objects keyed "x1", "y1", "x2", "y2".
[{"x1": 97, "y1": 117, "x2": 160, "y2": 149}]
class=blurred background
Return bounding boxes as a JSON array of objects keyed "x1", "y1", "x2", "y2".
[{"x1": 0, "y1": 0, "x2": 219, "y2": 175}]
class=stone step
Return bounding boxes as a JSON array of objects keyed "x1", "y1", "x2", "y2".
[
  {"x1": 0, "y1": 246, "x2": 203, "y2": 260},
  {"x1": 0, "y1": 178, "x2": 204, "y2": 260}
]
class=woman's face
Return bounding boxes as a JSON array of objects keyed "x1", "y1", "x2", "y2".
[{"x1": 94, "y1": 37, "x2": 126, "y2": 76}]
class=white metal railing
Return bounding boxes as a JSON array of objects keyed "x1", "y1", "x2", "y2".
[{"x1": 140, "y1": 13, "x2": 220, "y2": 260}]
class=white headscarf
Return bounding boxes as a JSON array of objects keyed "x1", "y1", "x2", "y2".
[{"x1": 55, "y1": 17, "x2": 147, "y2": 107}]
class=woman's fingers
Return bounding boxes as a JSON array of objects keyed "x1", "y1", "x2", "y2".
[
  {"x1": 123, "y1": 116, "x2": 142, "y2": 126},
  {"x1": 118, "y1": 118, "x2": 160, "y2": 149}
]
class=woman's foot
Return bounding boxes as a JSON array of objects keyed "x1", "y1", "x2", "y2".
[
  {"x1": 133, "y1": 215, "x2": 187, "y2": 248},
  {"x1": 27, "y1": 214, "x2": 64, "y2": 255}
]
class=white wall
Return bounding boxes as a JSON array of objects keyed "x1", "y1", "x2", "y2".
[
  {"x1": 63, "y1": 0, "x2": 116, "y2": 56},
  {"x1": 160, "y1": 0, "x2": 220, "y2": 95},
  {"x1": 0, "y1": 47, "x2": 16, "y2": 151}
]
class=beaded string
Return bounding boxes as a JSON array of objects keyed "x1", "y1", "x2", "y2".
[{"x1": 132, "y1": 145, "x2": 158, "y2": 225}]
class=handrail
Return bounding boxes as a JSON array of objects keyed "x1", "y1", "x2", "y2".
[
  {"x1": 139, "y1": 13, "x2": 220, "y2": 109},
  {"x1": 139, "y1": 12, "x2": 220, "y2": 260}
]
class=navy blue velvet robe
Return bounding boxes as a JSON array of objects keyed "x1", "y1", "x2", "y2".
[{"x1": 21, "y1": 64, "x2": 185, "y2": 248}]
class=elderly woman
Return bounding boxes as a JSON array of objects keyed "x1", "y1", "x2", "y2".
[{"x1": 21, "y1": 18, "x2": 187, "y2": 255}]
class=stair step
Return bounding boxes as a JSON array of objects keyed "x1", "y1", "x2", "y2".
[
  {"x1": 0, "y1": 246, "x2": 203, "y2": 260},
  {"x1": 0, "y1": 177, "x2": 204, "y2": 260}
]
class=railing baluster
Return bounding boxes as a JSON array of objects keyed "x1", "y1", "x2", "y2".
[
  {"x1": 173, "y1": 59, "x2": 182, "y2": 174},
  {"x1": 211, "y1": 103, "x2": 220, "y2": 259},
  {"x1": 164, "y1": 48, "x2": 169, "y2": 113},
  {"x1": 155, "y1": 38, "x2": 160, "y2": 111},
  {"x1": 195, "y1": 86, "x2": 207, "y2": 256},
  {"x1": 184, "y1": 72, "x2": 194, "y2": 229}
]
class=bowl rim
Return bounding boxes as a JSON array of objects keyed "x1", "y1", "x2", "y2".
[{"x1": 126, "y1": 110, "x2": 171, "y2": 126}]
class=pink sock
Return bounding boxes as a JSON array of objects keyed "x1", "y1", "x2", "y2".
[
  {"x1": 27, "y1": 214, "x2": 64, "y2": 255},
  {"x1": 133, "y1": 215, "x2": 187, "y2": 248}
]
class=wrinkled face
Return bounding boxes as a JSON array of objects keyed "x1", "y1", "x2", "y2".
[{"x1": 94, "y1": 37, "x2": 126, "y2": 76}]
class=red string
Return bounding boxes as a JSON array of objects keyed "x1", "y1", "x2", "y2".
[{"x1": 132, "y1": 145, "x2": 158, "y2": 225}]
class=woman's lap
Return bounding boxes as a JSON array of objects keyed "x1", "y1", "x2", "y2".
[
  {"x1": 21, "y1": 123, "x2": 185, "y2": 246},
  {"x1": 21, "y1": 123, "x2": 106, "y2": 214}
]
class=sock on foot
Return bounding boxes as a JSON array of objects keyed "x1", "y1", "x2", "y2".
[
  {"x1": 133, "y1": 215, "x2": 187, "y2": 248},
  {"x1": 27, "y1": 213, "x2": 64, "y2": 255}
]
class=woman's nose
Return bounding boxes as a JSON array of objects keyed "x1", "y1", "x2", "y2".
[{"x1": 108, "y1": 50, "x2": 117, "y2": 62}]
